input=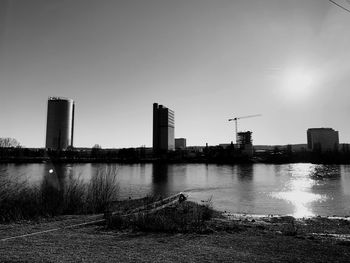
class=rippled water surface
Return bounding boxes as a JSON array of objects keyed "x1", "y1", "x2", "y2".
[{"x1": 1, "y1": 163, "x2": 350, "y2": 217}]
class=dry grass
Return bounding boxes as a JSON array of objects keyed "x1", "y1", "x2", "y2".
[
  {"x1": 0, "y1": 166, "x2": 119, "y2": 222},
  {"x1": 108, "y1": 200, "x2": 215, "y2": 233},
  {"x1": 1, "y1": 222, "x2": 350, "y2": 262},
  {"x1": 86, "y1": 166, "x2": 119, "y2": 213}
]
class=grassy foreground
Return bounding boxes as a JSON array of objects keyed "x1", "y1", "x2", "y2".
[{"x1": 1, "y1": 200, "x2": 350, "y2": 262}]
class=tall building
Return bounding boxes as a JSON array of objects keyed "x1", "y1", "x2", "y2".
[
  {"x1": 45, "y1": 97, "x2": 75, "y2": 150},
  {"x1": 153, "y1": 103, "x2": 175, "y2": 153},
  {"x1": 307, "y1": 128, "x2": 339, "y2": 153}
]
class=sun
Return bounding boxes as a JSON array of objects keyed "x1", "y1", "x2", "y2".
[{"x1": 283, "y1": 69, "x2": 314, "y2": 99}]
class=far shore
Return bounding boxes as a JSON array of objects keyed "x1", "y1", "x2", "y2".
[{"x1": 1, "y1": 156, "x2": 350, "y2": 165}]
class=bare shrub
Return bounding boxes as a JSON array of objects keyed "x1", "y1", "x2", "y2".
[
  {"x1": 63, "y1": 174, "x2": 87, "y2": 214},
  {"x1": 108, "y1": 200, "x2": 215, "y2": 233},
  {"x1": 86, "y1": 165, "x2": 119, "y2": 213},
  {"x1": 281, "y1": 221, "x2": 298, "y2": 236}
]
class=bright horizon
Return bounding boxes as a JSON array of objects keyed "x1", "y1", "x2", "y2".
[{"x1": 1, "y1": 0, "x2": 350, "y2": 148}]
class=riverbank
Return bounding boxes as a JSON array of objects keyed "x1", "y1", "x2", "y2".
[
  {"x1": 1, "y1": 148, "x2": 350, "y2": 164},
  {"x1": 1, "y1": 205, "x2": 350, "y2": 262},
  {"x1": 2, "y1": 157, "x2": 350, "y2": 164}
]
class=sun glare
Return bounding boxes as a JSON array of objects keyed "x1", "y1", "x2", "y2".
[{"x1": 283, "y1": 69, "x2": 314, "y2": 99}]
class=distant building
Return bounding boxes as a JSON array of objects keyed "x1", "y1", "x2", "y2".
[
  {"x1": 175, "y1": 138, "x2": 186, "y2": 149},
  {"x1": 218, "y1": 143, "x2": 232, "y2": 149},
  {"x1": 307, "y1": 128, "x2": 339, "y2": 153},
  {"x1": 45, "y1": 97, "x2": 75, "y2": 150},
  {"x1": 153, "y1": 103, "x2": 175, "y2": 153},
  {"x1": 339, "y1": 143, "x2": 350, "y2": 153},
  {"x1": 254, "y1": 144, "x2": 307, "y2": 153},
  {"x1": 237, "y1": 131, "x2": 253, "y2": 156}
]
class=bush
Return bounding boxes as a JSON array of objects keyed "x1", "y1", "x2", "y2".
[{"x1": 108, "y1": 201, "x2": 214, "y2": 233}]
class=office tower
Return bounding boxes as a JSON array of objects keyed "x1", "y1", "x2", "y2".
[
  {"x1": 45, "y1": 97, "x2": 75, "y2": 150},
  {"x1": 153, "y1": 103, "x2": 175, "y2": 153},
  {"x1": 307, "y1": 128, "x2": 339, "y2": 153},
  {"x1": 175, "y1": 138, "x2": 186, "y2": 150}
]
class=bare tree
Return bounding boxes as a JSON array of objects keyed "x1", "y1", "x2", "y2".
[{"x1": 0, "y1": 138, "x2": 21, "y2": 148}]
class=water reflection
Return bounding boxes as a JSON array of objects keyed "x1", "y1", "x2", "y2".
[
  {"x1": 236, "y1": 164, "x2": 254, "y2": 181},
  {"x1": 234, "y1": 164, "x2": 258, "y2": 214},
  {"x1": 152, "y1": 163, "x2": 169, "y2": 197},
  {"x1": 271, "y1": 164, "x2": 330, "y2": 217},
  {"x1": 309, "y1": 165, "x2": 341, "y2": 180},
  {"x1": 39, "y1": 165, "x2": 68, "y2": 214}
]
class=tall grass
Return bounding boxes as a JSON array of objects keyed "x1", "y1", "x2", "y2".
[
  {"x1": 86, "y1": 166, "x2": 119, "y2": 213},
  {"x1": 0, "y1": 166, "x2": 119, "y2": 222},
  {"x1": 0, "y1": 175, "x2": 42, "y2": 221}
]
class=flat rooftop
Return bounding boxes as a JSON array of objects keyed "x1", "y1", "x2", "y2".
[{"x1": 48, "y1": 97, "x2": 74, "y2": 102}]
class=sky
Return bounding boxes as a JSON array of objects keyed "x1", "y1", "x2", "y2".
[{"x1": 1, "y1": 0, "x2": 350, "y2": 148}]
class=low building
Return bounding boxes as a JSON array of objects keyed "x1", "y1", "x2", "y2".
[
  {"x1": 175, "y1": 138, "x2": 186, "y2": 150},
  {"x1": 339, "y1": 143, "x2": 350, "y2": 153},
  {"x1": 307, "y1": 128, "x2": 339, "y2": 153}
]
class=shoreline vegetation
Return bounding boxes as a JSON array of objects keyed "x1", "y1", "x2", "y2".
[
  {"x1": 1, "y1": 146, "x2": 350, "y2": 164},
  {"x1": 0, "y1": 167, "x2": 119, "y2": 222}
]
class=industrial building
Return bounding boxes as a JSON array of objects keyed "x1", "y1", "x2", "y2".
[
  {"x1": 307, "y1": 128, "x2": 339, "y2": 153},
  {"x1": 45, "y1": 97, "x2": 75, "y2": 150},
  {"x1": 175, "y1": 138, "x2": 186, "y2": 150},
  {"x1": 153, "y1": 103, "x2": 175, "y2": 153}
]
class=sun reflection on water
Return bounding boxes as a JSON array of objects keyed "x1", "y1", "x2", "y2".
[{"x1": 271, "y1": 163, "x2": 328, "y2": 218}]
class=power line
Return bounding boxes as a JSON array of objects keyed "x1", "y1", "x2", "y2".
[{"x1": 329, "y1": 0, "x2": 350, "y2": 13}]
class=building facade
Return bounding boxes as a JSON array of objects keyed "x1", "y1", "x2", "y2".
[
  {"x1": 45, "y1": 97, "x2": 75, "y2": 150},
  {"x1": 237, "y1": 131, "x2": 253, "y2": 156},
  {"x1": 153, "y1": 103, "x2": 175, "y2": 153},
  {"x1": 307, "y1": 128, "x2": 339, "y2": 153},
  {"x1": 175, "y1": 138, "x2": 186, "y2": 150}
]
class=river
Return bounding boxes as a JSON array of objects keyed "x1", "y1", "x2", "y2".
[{"x1": 1, "y1": 163, "x2": 350, "y2": 218}]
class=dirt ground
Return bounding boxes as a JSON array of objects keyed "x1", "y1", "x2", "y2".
[{"x1": 1, "y1": 214, "x2": 350, "y2": 262}]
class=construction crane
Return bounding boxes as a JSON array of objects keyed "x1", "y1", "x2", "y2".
[{"x1": 228, "y1": 114, "x2": 262, "y2": 143}]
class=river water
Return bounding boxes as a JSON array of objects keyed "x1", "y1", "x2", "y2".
[{"x1": 1, "y1": 163, "x2": 350, "y2": 218}]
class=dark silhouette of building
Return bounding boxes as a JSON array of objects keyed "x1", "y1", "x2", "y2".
[
  {"x1": 45, "y1": 97, "x2": 75, "y2": 150},
  {"x1": 237, "y1": 131, "x2": 253, "y2": 156},
  {"x1": 175, "y1": 138, "x2": 186, "y2": 150},
  {"x1": 153, "y1": 103, "x2": 174, "y2": 153},
  {"x1": 307, "y1": 128, "x2": 339, "y2": 153}
]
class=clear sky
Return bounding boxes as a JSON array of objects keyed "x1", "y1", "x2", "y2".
[{"x1": 1, "y1": 0, "x2": 350, "y2": 148}]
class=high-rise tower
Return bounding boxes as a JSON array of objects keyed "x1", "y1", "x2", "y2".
[
  {"x1": 153, "y1": 103, "x2": 174, "y2": 153},
  {"x1": 45, "y1": 97, "x2": 75, "y2": 150}
]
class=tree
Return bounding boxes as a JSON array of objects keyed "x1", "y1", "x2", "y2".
[
  {"x1": 0, "y1": 138, "x2": 21, "y2": 148},
  {"x1": 91, "y1": 144, "x2": 102, "y2": 158},
  {"x1": 92, "y1": 144, "x2": 102, "y2": 149}
]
